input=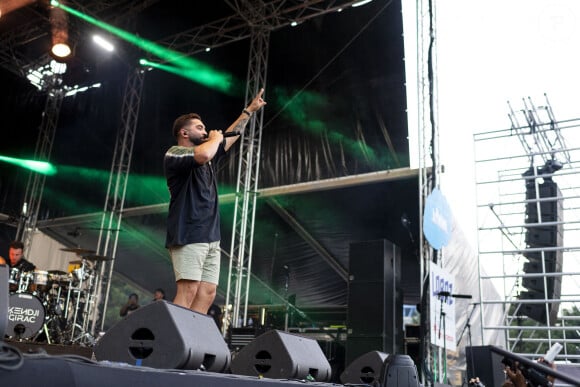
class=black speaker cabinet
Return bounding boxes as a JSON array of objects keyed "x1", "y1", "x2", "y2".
[
  {"x1": 0, "y1": 264, "x2": 8, "y2": 339},
  {"x1": 230, "y1": 329, "x2": 332, "y2": 381},
  {"x1": 94, "y1": 300, "x2": 230, "y2": 372},
  {"x1": 340, "y1": 350, "x2": 388, "y2": 385},
  {"x1": 346, "y1": 239, "x2": 403, "y2": 365},
  {"x1": 466, "y1": 345, "x2": 506, "y2": 387}
]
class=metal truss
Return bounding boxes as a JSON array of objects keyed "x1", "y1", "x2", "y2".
[
  {"x1": 16, "y1": 79, "x2": 65, "y2": 254},
  {"x1": 416, "y1": 0, "x2": 438, "y2": 384},
  {"x1": 89, "y1": 67, "x2": 146, "y2": 336},
  {"x1": 157, "y1": 1, "x2": 371, "y2": 55},
  {"x1": 224, "y1": 23, "x2": 270, "y2": 331}
]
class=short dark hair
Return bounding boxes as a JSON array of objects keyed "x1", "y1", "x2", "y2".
[
  {"x1": 172, "y1": 113, "x2": 201, "y2": 138},
  {"x1": 129, "y1": 293, "x2": 138, "y2": 299},
  {"x1": 9, "y1": 240, "x2": 24, "y2": 250}
]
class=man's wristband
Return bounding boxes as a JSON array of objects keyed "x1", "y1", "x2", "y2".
[{"x1": 242, "y1": 109, "x2": 252, "y2": 117}]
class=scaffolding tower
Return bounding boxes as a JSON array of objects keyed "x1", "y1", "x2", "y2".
[{"x1": 474, "y1": 94, "x2": 580, "y2": 365}]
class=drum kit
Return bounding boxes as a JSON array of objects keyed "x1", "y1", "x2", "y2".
[{"x1": 6, "y1": 247, "x2": 112, "y2": 346}]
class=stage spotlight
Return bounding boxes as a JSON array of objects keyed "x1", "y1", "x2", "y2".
[
  {"x1": 352, "y1": 0, "x2": 374, "y2": 7},
  {"x1": 49, "y1": 2, "x2": 71, "y2": 61},
  {"x1": 380, "y1": 354, "x2": 420, "y2": 387},
  {"x1": 93, "y1": 34, "x2": 115, "y2": 52}
]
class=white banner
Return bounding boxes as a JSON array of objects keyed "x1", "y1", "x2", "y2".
[{"x1": 430, "y1": 262, "x2": 457, "y2": 351}]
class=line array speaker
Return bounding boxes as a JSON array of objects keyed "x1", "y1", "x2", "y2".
[
  {"x1": 346, "y1": 239, "x2": 403, "y2": 365},
  {"x1": 521, "y1": 180, "x2": 564, "y2": 324}
]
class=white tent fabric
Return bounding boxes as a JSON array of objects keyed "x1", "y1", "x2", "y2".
[{"x1": 443, "y1": 213, "x2": 506, "y2": 384}]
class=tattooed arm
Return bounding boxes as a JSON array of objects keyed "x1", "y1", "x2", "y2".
[{"x1": 223, "y1": 88, "x2": 267, "y2": 151}]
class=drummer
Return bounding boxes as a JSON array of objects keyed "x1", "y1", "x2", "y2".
[{"x1": 7, "y1": 240, "x2": 36, "y2": 272}]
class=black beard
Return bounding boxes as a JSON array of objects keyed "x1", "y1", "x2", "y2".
[{"x1": 191, "y1": 136, "x2": 205, "y2": 146}]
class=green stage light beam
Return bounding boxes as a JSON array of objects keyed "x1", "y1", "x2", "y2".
[
  {"x1": 51, "y1": 0, "x2": 234, "y2": 93},
  {"x1": 0, "y1": 155, "x2": 57, "y2": 175},
  {"x1": 272, "y1": 86, "x2": 385, "y2": 167},
  {"x1": 139, "y1": 59, "x2": 240, "y2": 95},
  {"x1": 55, "y1": 165, "x2": 169, "y2": 207}
]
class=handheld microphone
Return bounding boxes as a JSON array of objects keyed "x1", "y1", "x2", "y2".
[{"x1": 205, "y1": 130, "x2": 241, "y2": 139}]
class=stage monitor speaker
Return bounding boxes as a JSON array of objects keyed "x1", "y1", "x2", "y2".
[
  {"x1": 466, "y1": 345, "x2": 506, "y2": 387},
  {"x1": 0, "y1": 264, "x2": 8, "y2": 339},
  {"x1": 94, "y1": 300, "x2": 230, "y2": 372},
  {"x1": 230, "y1": 329, "x2": 332, "y2": 382},
  {"x1": 340, "y1": 350, "x2": 388, "y2": 385}
]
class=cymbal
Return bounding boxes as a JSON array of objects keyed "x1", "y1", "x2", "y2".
[
  {"x1": 61, "y1": 247, "x2": 96, "y2": 255},
  {"x1": 82, "y1": 254, "x2": 113, "y2": 262}
]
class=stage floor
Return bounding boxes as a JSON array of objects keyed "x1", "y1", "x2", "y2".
[
  {"x1": 4, "y1": 338, "x2": 94, "y2": 359},
  {"x1": 0, "y1": 339, "x2": 343, "y2": 387}
]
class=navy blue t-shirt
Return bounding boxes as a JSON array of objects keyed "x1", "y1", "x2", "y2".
[{"x1": 164, "y1": 144, "x2": 225, "y2": 247}]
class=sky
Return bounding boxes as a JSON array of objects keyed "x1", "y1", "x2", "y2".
[
  {"x1": 435, "y1": 0, "x2": 580, "y2": 244},
  {"x1": 403, "y1": 0, "x2": 580, "y2": 304}
]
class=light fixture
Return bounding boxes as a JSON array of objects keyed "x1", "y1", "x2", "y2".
[
  {"x1": 26, "y1": 60, "x2": 67, "y2": 90},
  {"x1": 351, "y1": 0, "x2": 374, "y2": 7},
  {"x1": 93, "y1": 34, "x2": 115, "y2": 52},
  {"x1": 50, "y1": 59, "x2": 67, "y2": 74},
  {"x1": 49, "y1": 2, "x2": 71, "y2": 61}
]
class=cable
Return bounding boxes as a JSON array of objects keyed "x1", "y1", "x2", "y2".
[{"x1": 0, "y1": 341, "x2": 25, "y2": 371}]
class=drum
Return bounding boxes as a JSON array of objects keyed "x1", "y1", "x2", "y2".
[
  {"x1": 48, "y1": 271, "x2": 72, "y2": 293},
  {"x1": 9, "y1": 268, "x2": 33, "y2": 293},
  {"x1": 31, "y1": 269, "x2": 50, "y2": 294},
  {"x1": 45, "y1": 272, "x2": 72, "y2": 316},
  {"x1": 8, "y1": 267, "x2": 20, "y2": 292},
  {"x1": 48, "y1": 270, "x2": 70, "y2": 283},
  {"x1": 7, "y1": 292, "x2": 46, "y2": 339}
]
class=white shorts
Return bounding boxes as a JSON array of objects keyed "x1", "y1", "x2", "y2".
[{"x1": 169, "y1": 241, "x2": 220, "y2": 284}]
